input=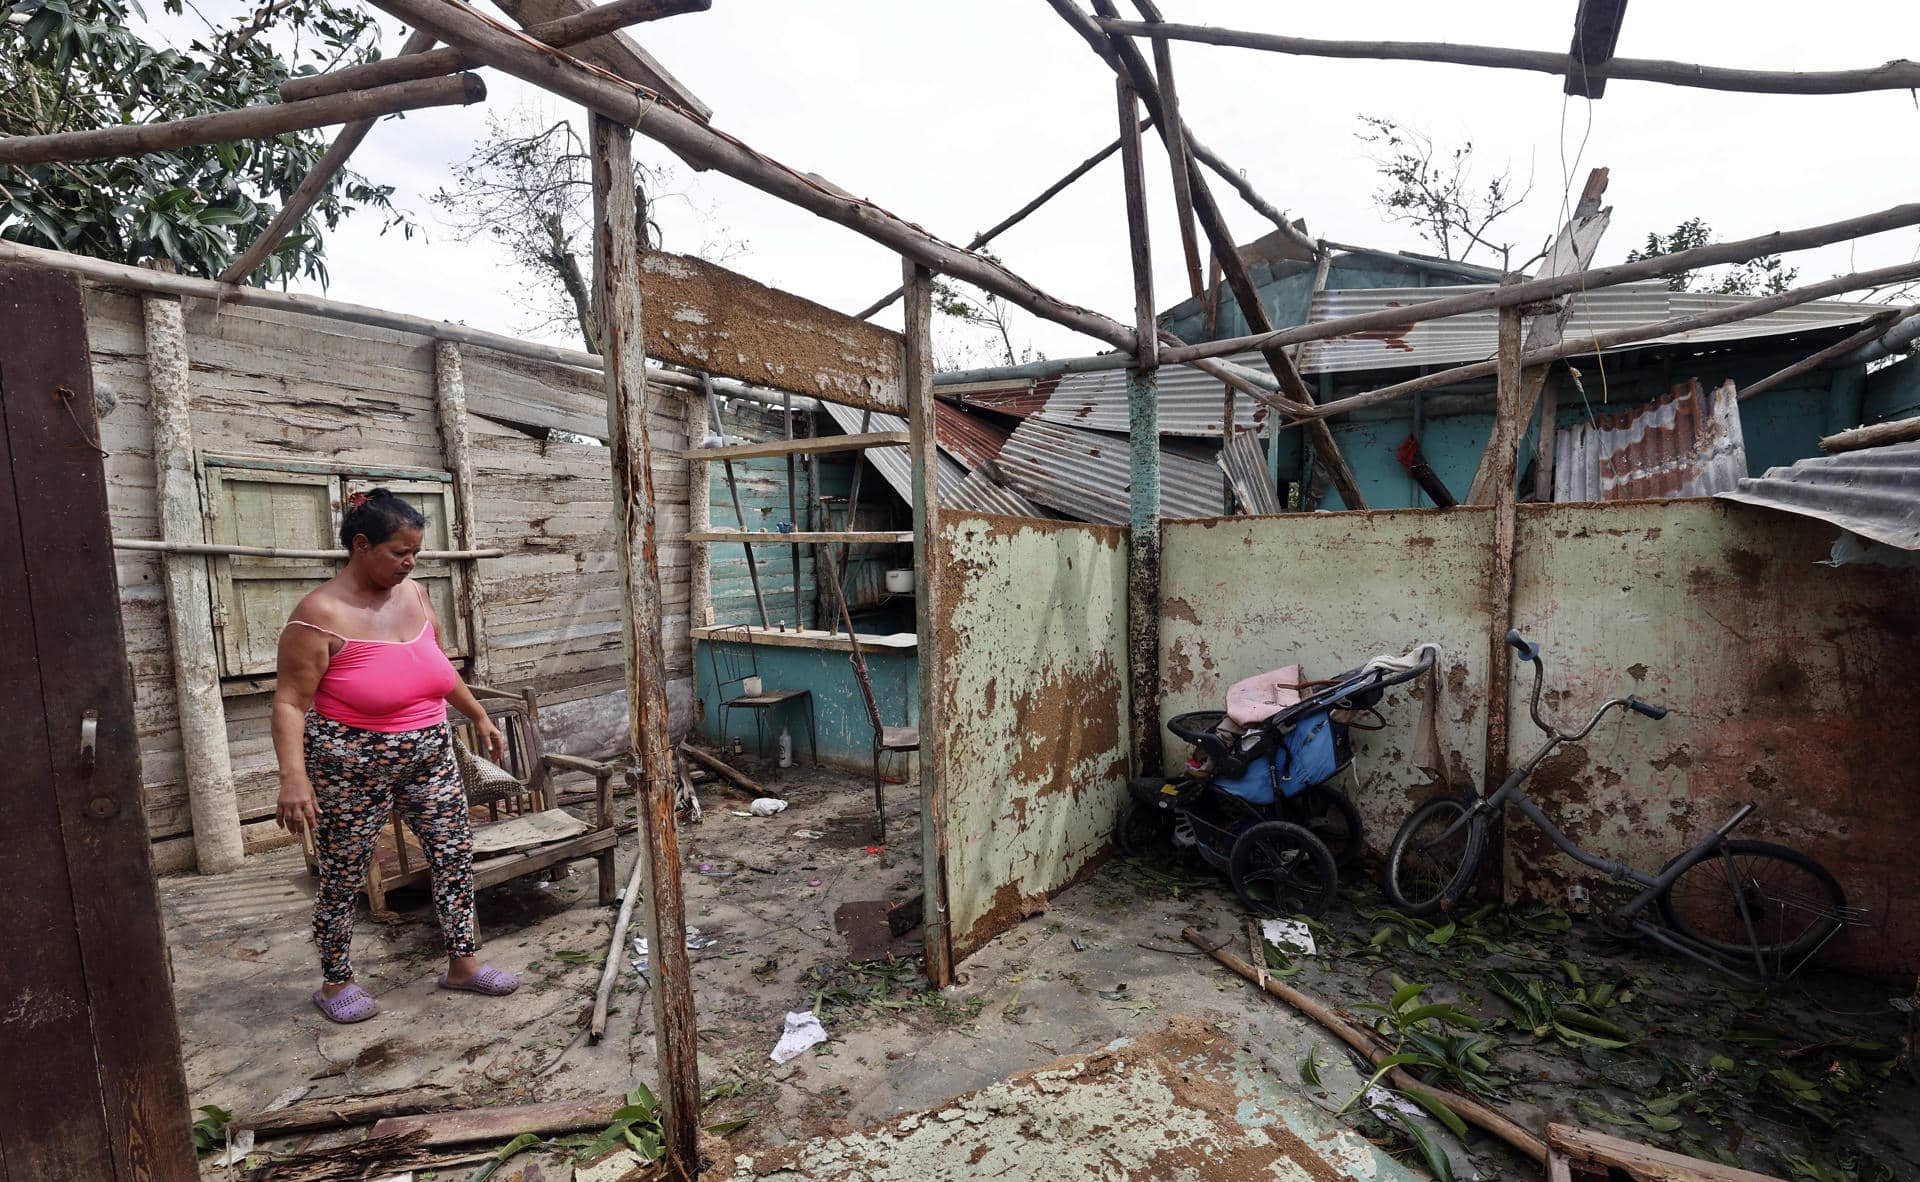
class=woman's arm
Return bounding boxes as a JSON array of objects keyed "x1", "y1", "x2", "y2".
[
  {"x1": 272, "y1": 623, "x2": 331, "y2": 833},
  {"x1": 420, "y1": 580, "x2": 506, "y2": 762}
]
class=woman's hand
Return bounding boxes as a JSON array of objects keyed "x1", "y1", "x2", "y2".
[
  {"x1": 277, "y1": 776, "x2": 319, "y2": 834},
  {"x1": 475, "y1": 719, "x2": 507, "y2": 764}
]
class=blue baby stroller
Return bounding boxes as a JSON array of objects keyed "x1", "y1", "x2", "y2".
[{"x1": 1119, "y1": 648, "x2": 1436, "y2": 917}]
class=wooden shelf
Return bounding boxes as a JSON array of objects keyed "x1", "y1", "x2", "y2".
[
  {"x1": 688, "y1": 431, "x2": 910, "y2": 462},
  {"x1": 687, "y1": 529, "x2": 912, "y2": 545},
  {"x1": 692, "y1": 625, "x2": 917, "y2": 652}
]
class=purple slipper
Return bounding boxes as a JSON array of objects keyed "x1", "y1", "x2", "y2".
[
  {"x1": 438, "y1": 964, "x2": 519, "y2": 996},
  {"x1": 312, "y1": 985, "x2": 378, "y2": 1024}
]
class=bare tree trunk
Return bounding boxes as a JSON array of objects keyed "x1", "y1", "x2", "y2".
[{"x1": 542, "y1": 211, "x2": 599, "y2": 353}]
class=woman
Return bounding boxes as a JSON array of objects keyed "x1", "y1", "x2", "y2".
[{"x1": 273, "y1": 488, "x2": 519, "y2": 1024}]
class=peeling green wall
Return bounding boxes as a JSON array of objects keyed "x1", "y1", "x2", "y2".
[
  {"x1": 1158, "y1": 511, "x2": 1494, "y2": 850},
  {"x1": 934, "y1": 514, "x2": 1131, "y2": 961}
]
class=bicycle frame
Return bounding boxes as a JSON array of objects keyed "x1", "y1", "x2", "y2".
[{"x1": 1447, "y1": 643, "x2": 1799, "y2": 985}]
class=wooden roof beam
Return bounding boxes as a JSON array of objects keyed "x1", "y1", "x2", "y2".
[
  {"x1": 1566, "y1": 0, "x2": 1630, "y2": 98},
  {"x1": 1093, "y1": 18, "x2": 1920, "y2": 96},
  {"x1": 492, "y1": 0, "x2": 711, "y2": 121}
]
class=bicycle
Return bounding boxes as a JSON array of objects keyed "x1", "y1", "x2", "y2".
[{"x1": 1382, "y1": 630, "x2": 1863, "y2": 986}]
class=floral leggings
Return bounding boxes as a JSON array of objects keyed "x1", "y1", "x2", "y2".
[{"x1": 306, "y1": 713, "x2": 476, "y2": 984}]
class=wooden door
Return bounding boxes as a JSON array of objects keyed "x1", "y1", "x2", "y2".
[{"x1": 0, "y1": 264, "x2": 198, "y2": 1180}]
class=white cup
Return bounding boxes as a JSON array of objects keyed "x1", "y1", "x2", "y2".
[{"x1": 742, "y1": 676, "x2": 764, "y2": 697}]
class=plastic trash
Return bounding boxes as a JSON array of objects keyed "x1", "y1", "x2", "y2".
[
  {"x1": 749, "y1": 797, "x2": 788, "y2": 816},
  {"x1": 770, "y1": 1010, "x2": 828, "y2": 1063},
  {"x1": 1261, "y1": 918, "x2": 1317, "y2": 956}
]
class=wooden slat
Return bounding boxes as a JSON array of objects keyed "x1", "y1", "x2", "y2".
[
  {"x1": 1547, "y1": 1125, "x2": 1785, "y2": 1182},
  {"x1": 371, "y1": 1098, "x2": 616, "y2": 1148},
  {"x1": 688, "y1": 430, "x2": 908, "y2": 461},
  {"x1": 687, "y1": 529, "x2": 912, "y2": 545},
  {"x1": 640, "y1": 251, "x2": 905, "y2": 413}
]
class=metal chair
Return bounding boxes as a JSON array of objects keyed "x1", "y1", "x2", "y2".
[{"x1": 708, "y1": 624, "x2": 819, "y2": 765}]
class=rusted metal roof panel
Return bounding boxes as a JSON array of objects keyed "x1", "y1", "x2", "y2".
[
  {"x1": 997, "y1": 417, "x2": 1224, "y2": 525},
  {"x1": 820, "y1": 402, "x2": 1043, "y2": 518},
  {"x1": 941, "y1": 377, "x2": 1059, "y2": 419},
  {"x1": 1717, "y1": 440, "x2": 1920, "y2": 550},
  {"x1": 935, "y1": 401, "x2": 1014, "y2": 470},
  {"x1": 1295, "y1": 282, "x2": 1880, "y2": 376},
  {"x1": 1553, "y1": 379, "x2": 1748, "y2": 502}
]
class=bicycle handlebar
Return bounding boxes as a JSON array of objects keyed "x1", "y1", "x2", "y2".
[
  {"x1": 1510, "y1": 632, "x2": 1669, "y2": 738},
  {"x1": 1628, "y1": 695, "x2": 1668, "y2": 720}
]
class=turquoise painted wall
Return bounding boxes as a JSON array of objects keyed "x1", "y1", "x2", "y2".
[
  {"x1": 1160, "y1": 254, "x2": 1477, "y2": 344},
  {"x1": 1864, "y1": 356, "x2": 1920, "y2": 425},
  {"x1": 694, "y1": 639, "x2": 918, "y2": 773}
]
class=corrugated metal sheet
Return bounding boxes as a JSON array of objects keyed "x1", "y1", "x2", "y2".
[
  {"x1": 935, "y1": 400, "x2": 1014, "y2": 470},
  {"x1": 941, "y1": 376, "x2": 1059, "y2": 419},
  {"x1": 1218, "y1": 429, "x2": 1281, "y2": 514},
  {"x1": 997, "y1": 417, "x2": 1224, "y2": 525},
  {"x1": 820, "y1": 402, "x2": 1043, "y2": 518},
  {"x1": 1295, "y1": 281, "x2": 1880, "y2": 376},
  {"x1": 1554, "y1": 379, "x2": 1747, "y2": 502},
  {"x1": 1717, "y1": 440, "x2": 1920, "y2": 550},
  {"x1": 1030, "y1": 282, "x2": 1883, "y2": 439}
]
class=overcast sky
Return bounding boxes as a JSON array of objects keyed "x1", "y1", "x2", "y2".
[{"x1": 179, "y1": 1, "x2": 1920, "y2": 364}]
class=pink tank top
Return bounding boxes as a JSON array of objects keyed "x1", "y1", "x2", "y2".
[{"x1": 294, "y1": 584, "x2": 461, "y2": 732}]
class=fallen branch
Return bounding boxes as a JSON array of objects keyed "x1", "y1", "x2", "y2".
[
  {"x1": 679, "y1": 742, "x2": 764, "y2": 799},
  {"x1": 0, "y1": 74, "x2": 486, "y2": 167},
  {"x1": 233, "y1": 1085, "x2": 456, "y2": 1137},
  {"x1": 1181, "y1": 926, "x2": 1547, "y2": 1166},
  {"x1": 592, "y1": 847, "x2": 649, "y2": 1042},
  {"x1": 1092, "y1": 18, "x2": 1920, "y2": 96},
  {"x1": 1820, "y1": 414, "x2": 1920, "y2": 455},
  {"x1": 369, "y1": 1097, "x2": 617, "y2": 1148}
]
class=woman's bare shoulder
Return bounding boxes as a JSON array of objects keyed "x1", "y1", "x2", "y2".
[{"x1": 287, "y1": 580, "x2": 350, "y2": 629}]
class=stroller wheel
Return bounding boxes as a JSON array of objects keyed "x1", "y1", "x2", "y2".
[
  {"x1": 1116, "y1": 801, "x2": 1174, "y2": 857},
  {"x1": 1290, "y1": 786, "x2": 1365, "y2": 871},
  {"x1": 1229, "y1": 821, "x2": 1338, "y2": 918}
]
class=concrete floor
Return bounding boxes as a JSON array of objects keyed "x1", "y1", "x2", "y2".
[{"x1": 165, "y1": 764, "x2": 1918, "y2": 1180}]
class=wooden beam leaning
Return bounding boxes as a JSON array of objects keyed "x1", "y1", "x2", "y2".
[
  {"x1": 282, "y1": 0, "x2": 705, "y2": 101},
  {"x1": 495, "y1": 0, "x2": 710, "y2": 121},
  {"x1": 1463, "y1": 167, "x2": 1611, "y2": 506},
  {"x1": 591, "y1": 113, "x2": 699, "y2": 1173},
  {"x1": 362, "y1": 0, "x2": 1148, "y2": 358},
  {"x1": 1296, "y1": 258, "x2": 1920, "y2": 423},
  {"x1": 1060, "y1": 0, "x2": 1368, "y2": 508},
  {"x1": 1739, "y1": 306, "x2": 1914, "y2": 403},
  {"x1": 1092, "y1": 18, "x2": 1920, "y2": 96},
  {"x1": 141, "y1": 286, "x2": 245, "y2": 874},
  {"x1": 0, "y1": 73, "x2": 485, "y2": 167},
  {"x1": 223, "y1": 27, "x2": 439, "y2": 284},
  {"x1": 1188, "y1": 136, "x2": 1312, "y2": 251},
  {"x1": 1565, "y1": 0, "x2": 1631, "y2": 98},
  {"x1": 903, "y1": 260, "x2": 954, "y2": 987},
  {"x1": 1482, "y1": 289, "x2": 1525, "y2": 805},
  {"x1": 853, "y1": 118, "x2": 1154, "y2": 321},
  {"x1": 1130, "y1": 1, "x2": 1203, "y2": 299}
]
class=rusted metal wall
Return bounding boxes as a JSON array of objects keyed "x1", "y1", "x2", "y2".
[
  {"x1": 640, "y1": 251, "x2": 904, "y2": 414},
  {"x1": 1509, "y1": 500, "x2": 1920, "y2": 978},
  {"x1": 934, "y1": 513, "x2": 1130, "y2": 961},
  {"x1": 1158, "y1": 512, "x2": 1493, "y2": 853}
]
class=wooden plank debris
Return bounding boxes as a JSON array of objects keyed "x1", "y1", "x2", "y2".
[
  {"x1": 1547, "y1": 1124, "x2": 1786, "y2": 1182},
  {"x1": 370, "y1": 1099, "x2": 614, "y2": 1147}
]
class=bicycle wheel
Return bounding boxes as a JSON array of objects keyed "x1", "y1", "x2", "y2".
[
  {"x1": 1116, "y1": 801, "x2": 1173, "y2": 857},
  {"x1": 1229, "y1": 821, "x2": 1338, "y2": 918},
  {"x1": 1289, "y1": 786, "x2": 1365, "y2": 870},
  {"x1": 1655, "y1": 840, "x2": 1846, "y2": 965},
  {"x1": 1384, "y1": 794, "x2": 1487, "y2": 917}
]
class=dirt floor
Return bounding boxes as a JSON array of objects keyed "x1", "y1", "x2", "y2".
[{"x1": 166, "y1": 763, "x2": 1920, "y2": 1180}]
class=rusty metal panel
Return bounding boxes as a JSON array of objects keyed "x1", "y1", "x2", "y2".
[
  {"x1": 1717, "y1": 439, "x2": 1920, "y2": 550},
  {"x1": 1217, "y1": 429, "x2": 1280, "y2": 514},
  {"x1": 1509, "y1": 500, "x2": 1920, "y2": 978},
  {"x1": 1554, "y1": 378, "x2": 1748, "y2": 502},
  {"x1": 641, "y1": 252, "x2": 904, "y2": 413},
  {"x1": 819, "y1": 402, "x2": 1042, "y2": 518},
  {"x1": 934, "y1": 401, "x2": 1014, "y2": 471},
  {"x1": 934, "y1": 514, "x2": 1131, "y2": 961},
  {"x1": 1158, "y1": 511, "x2": 1494, "y2": 854},
  {"x1": 941, "y1": 376, "x2": 1058, "y2": 419},
  {"x1": 997, "y1": 417, "x2": 1223, "y2": 524}
]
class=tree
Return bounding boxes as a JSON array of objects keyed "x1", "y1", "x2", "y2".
[
  {"x1": 1, "y1": 0, "x2": 412, "y2": 284},
  {"x1": 929, "y1": 249, "x2": 1045, "y2": 370},
  {"x1": 1357, "y1": 114, "x2": 1533, "y2": 268},
  {"x1": 1624, "y1": 217, "x2": 1799, "y2": 296},
  {"x1": 432, "y1": 109, "x2": 742, "y2": 351}
]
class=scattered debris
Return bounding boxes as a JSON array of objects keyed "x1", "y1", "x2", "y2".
[
  {"x1": 233, "y1": 1085, "x2": 456, "y2": 1138},
  {"x1": 886, "y1": 893, "x2": 924, "y2": 937},
  {"x1": 750, "y1": 798, "x2": 789, "y2": 816},
  {"x1": 682, "y1": 743, "x2": 765, "y2": 799},
  {"x1": 632, "y1": 927, "x2": 719, "y2": 979},
  {"x1": 370, "y1": 1098, "x2": 617, "y2": 1149},
  {"x1": 1262, "y1": 917, "x2": 1317, "y2": 957},
  {"x1": 770, "y1": 1010, "x2": 828, "y2": 1063}
]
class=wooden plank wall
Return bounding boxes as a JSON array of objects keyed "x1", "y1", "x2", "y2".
[{"x1": 86, "y1": 286, "x2": 692, "y2": 861}]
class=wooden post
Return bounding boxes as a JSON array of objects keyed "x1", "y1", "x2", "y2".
[
  {"x1": 141, "y1": 288, "x2": 244, "y2": 874},
  {"x1": 1482, "y1": 287, "x2": 1525, "y2": 816},
  {"x1": 904, "y1": 261, "x2": 953, "y2": 987},
  {"x1": 1533, "y1": 370, "x2": 1559, "y2": 503},
  {"x1": 433, "y1": 341, "x2": 490, "y2": 684},
  {"x1": 1117, "y1": 77, "x2": 1163, "y2": 776},
  {"x1": 683, "y1": 393, "x2": 712, "y2": 647},
  {"x1": 591, "y1": 112, "x2": 699, "y2": 1175},
  {"x1": 1137, "y1": 10, "x2": 1204, "y2": 299}
]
